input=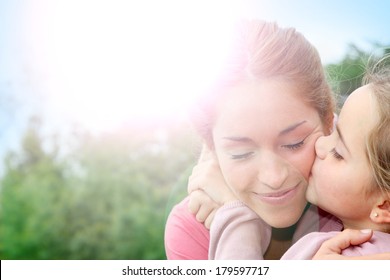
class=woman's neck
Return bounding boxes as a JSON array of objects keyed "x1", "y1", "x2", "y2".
[{"x1": 264, "y1": 224, "x2": 297, "y2": 260}]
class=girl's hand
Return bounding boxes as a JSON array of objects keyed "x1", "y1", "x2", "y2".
[
  {"x1": 188, "y1": 189, "x2": 219, "y2": 229},
  {"x1": 313, "y1": 229, "x2": 390, "y2": 259},
  {"x1": 187, "y1": 145, "x2": 237, "y2": 229}
]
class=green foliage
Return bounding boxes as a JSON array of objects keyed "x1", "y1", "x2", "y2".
[
  {"x1": 0, "y1": 117, "x2": 71, "y2": 259},
  {"x1": 325, "y1": 44, "x2": 390, "y2": 109},
  {"x1": 326, "y1": 44, "x2": 368, "y2": 97},
  {"x1": 0, "y1": 118, "x2": 199, "y2": 259}
]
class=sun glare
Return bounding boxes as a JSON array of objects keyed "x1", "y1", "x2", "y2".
[{"x1": 24, "y1": 0, "x2": 250, "y2": 132}]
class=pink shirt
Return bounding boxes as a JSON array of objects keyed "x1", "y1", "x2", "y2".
[
  {"x1": 165, "y1": 196, "x2": 342, "y2": 259},
  {"x1": 164, "y1": 197, "x2": 209, "y2": 259}
]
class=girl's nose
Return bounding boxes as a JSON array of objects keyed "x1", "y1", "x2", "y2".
[{"x1": 315, "y1": 135, "x2": 328, "y2": 160}]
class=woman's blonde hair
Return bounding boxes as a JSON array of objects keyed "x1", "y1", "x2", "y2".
[
  {"x1": 192, "y1": 20, "x2": 335, "y2": 148},
  {"x1": 364, "y1": 61, "x2": 390, "y2": 195}
]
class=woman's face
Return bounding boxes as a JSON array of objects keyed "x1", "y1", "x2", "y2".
[{"x1": 212, "y1": 79, "x2": 326, "y2": 228}]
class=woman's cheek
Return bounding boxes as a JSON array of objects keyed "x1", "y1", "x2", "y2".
[
  {"x1": 220, "y1": 162, "x2": 252, "y2": 192},
  {"x1": 289, "y1": 144, "x2": 316, "y2": 181},
  {"x1": 292, "y1": 129, "x2": 325, "y2": 178}
]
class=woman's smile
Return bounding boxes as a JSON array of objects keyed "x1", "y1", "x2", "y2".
[{"x1": 253, "y1": 184, "x2": 300, "y2": 205}]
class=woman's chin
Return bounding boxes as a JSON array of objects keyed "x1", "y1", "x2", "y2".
[{"x1": 265, "y1": 211, "x2": 302, "y2": 228}]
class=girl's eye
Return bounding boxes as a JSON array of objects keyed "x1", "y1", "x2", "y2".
[
  {"x1": 330, "y1": 148, "x2": 344, "y2": 160},
  {"x1": 282, "y1": 140, "x2": 304, "y2": 150},
  {"x1": 230, "y1": 152, "x2": 254, "y2": 160}
]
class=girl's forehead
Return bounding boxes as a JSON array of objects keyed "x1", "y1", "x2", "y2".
[
  {"x1": 338, "y1": 85, "x2": 378, "y2": 140},
  {"x1": 341, "y1": 85, "x2": 377, "y2": 122}
]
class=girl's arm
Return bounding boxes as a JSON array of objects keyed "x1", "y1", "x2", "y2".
[
  {"x1": 209, "y1": 201, "x2": 271, "y2": 259},
  {"x1": 312, "y1": 229, "x2": 390, "y2": 259},
  {"x1": 187, "y1": 145, "x2": 237, "y2": 228},
  {"x1": 187, "y1": 146, "x2": 271, "y2": 259}
]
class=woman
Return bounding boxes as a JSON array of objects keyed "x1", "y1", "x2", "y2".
[{"x1": 165, "y1": 20, "x2": 389, "y2": 259}]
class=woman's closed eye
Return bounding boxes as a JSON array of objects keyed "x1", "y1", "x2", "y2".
[
  {"x1": 282, "y1": 139, "x2": 305, "y2": 150},
  {"x1": 330, "y1": 148, "x2": 344, "y2": 160},
  {"x1": 281, "y1": 132, "x2": 312, "y2": 151},
  {"x1": 230, "y1": 151, "x2": 254, "y2": 160}
]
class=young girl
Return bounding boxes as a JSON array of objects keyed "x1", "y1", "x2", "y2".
[{"x1": 281, "y1": 66, "x2": 390, "y2": 259}]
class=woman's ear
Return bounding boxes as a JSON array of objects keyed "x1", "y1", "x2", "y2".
[{"x1": 370, "y1": 199, "x2": 390, "y2": 224}]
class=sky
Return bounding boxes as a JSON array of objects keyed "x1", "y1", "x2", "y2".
[{"x1": 0, "y1": 0, "x2": 389, "y2": 162}]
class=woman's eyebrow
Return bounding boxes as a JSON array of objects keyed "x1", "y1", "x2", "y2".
[
  {"x1": 279, "y1": 120, "x2": 307, "y2": 136},
  {"x1": 221, "y1": 136, "x2": 254, "y2": 144}
]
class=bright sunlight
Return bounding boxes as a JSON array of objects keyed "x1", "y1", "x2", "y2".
[{"x1": 23, "y1": 0, "x2": 251, "y2": 132}]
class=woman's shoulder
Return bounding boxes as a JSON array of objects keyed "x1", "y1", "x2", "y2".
[
  {"x1": 166, "y1": 196, "x2": 205, "y2": 227},
  {"x1": 164, "y1": 196, "x2": 210, "y2": 260}
]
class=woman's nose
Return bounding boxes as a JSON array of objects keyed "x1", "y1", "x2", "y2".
[
  {"x1": 315, "y1": 135, "x2": 328, "y2": 160},
  {"x1": 257, "y1": 153, "x2": 288, "y2": 189}
]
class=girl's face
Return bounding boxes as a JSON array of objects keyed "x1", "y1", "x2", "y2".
[
  {"x1": 212, "y1": 79, "x2": 326, "y2": 228},
  {"x1": 307, "y1": 85, "x2": 380, "y2": 230}
]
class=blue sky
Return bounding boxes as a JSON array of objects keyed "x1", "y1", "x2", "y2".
[
  {"x1": 250, "y1": 0, "x2": 389, "y2": 63},
  {"x1": 0, "y1": 0, "x2": 389, "y2": 165}
]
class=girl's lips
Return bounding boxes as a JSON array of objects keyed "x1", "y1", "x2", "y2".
[{"x1": 254, "y1": 184, "x2": 300, "y2": 205}]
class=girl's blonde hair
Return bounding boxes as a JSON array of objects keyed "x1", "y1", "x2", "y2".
[
  {"x1": 192, "y1": 20, "x2": 335, "y2": 148},
  {"x1": 364, "y1": 62, "x2": 390, "y2": 195}
]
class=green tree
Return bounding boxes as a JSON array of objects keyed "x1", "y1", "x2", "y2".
[
  {"x1": 0, "y1": 117, "x2": 71, "y2": 259},
  {"x1": 0, "y1": 118, "x2": 199, "y2": 259},
  {"x1": 325, "y1": 44, "x2": 390, "y2": 109},
  {"x1": 63, "y1": 121, "x2": 199, "y2": 259}
]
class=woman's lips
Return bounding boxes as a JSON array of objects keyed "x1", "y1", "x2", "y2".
[{"x1": 254, "y1": 184, "x2": 299, "y2": 205}]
